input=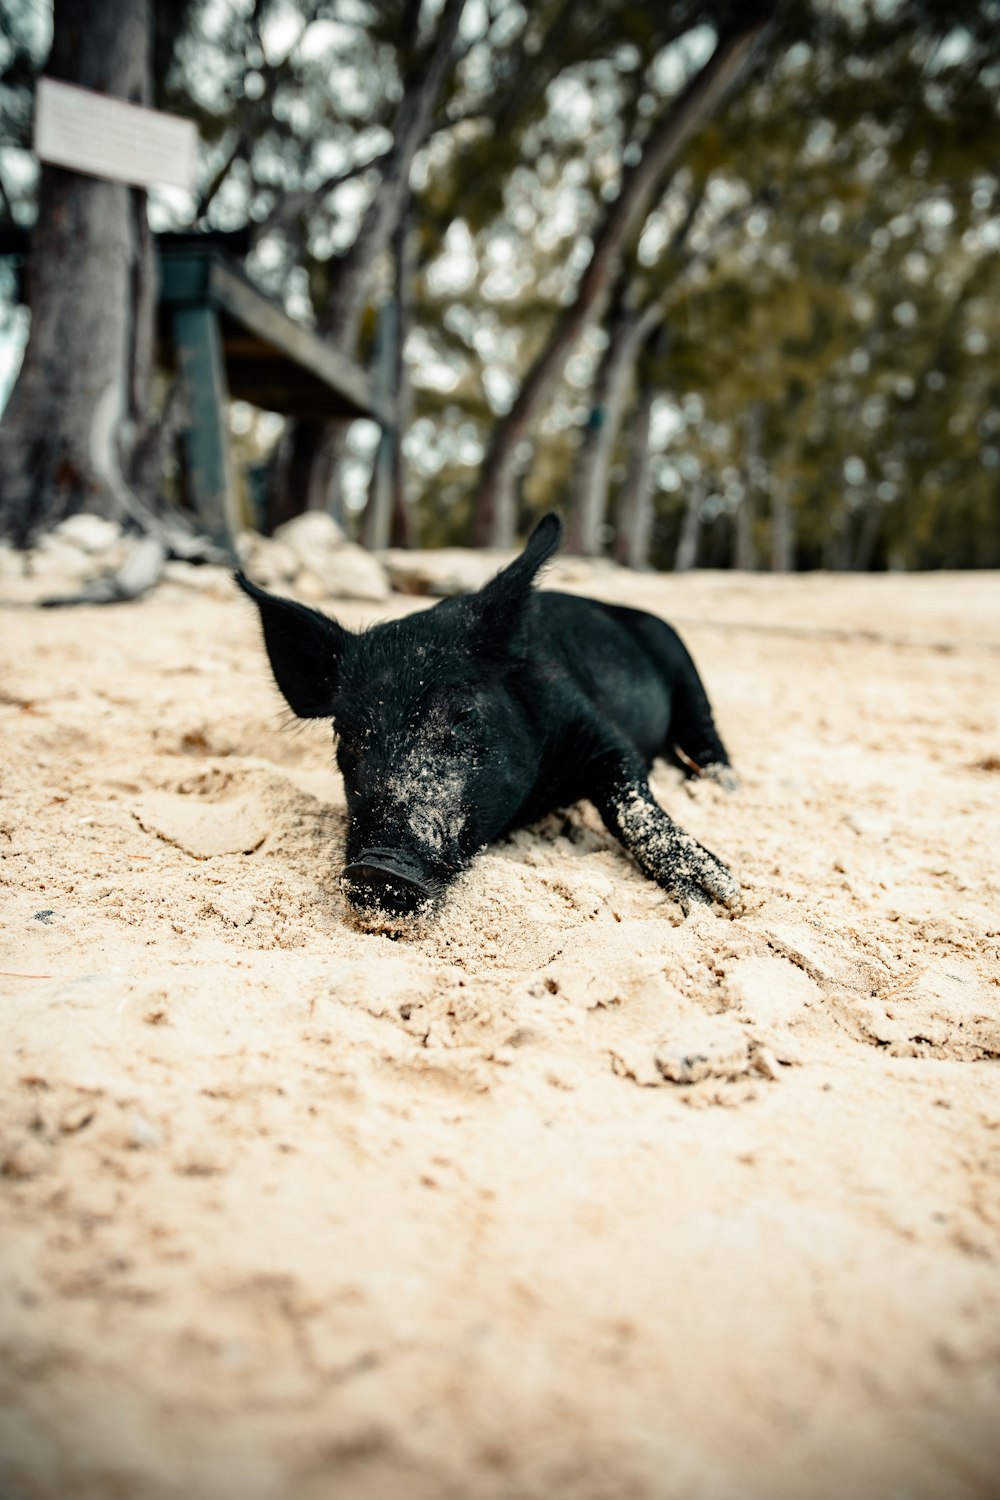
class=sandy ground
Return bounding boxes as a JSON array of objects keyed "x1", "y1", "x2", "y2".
[{"x1": 1, "y1": 561, "x2": 999, "y2": 1500}]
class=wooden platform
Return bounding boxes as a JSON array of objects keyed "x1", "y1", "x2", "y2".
[
  {"x1": 0, "y1": 228, "x2": 382, "y2": 555},
  {"x1": 158, "y1": 246, "x2": 380, "y2": 423},
  {"x1": 158, "y1": 243, "x2": 383, "y2": 554}
]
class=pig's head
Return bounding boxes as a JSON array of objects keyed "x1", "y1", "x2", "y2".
[{"x1": 237, "y1": 513, "x2": 562, "y2": 920}]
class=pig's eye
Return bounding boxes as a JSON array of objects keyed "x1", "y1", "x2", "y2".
[{"x1": 450, "y1": 705, "x2": 476, "y2": 731}]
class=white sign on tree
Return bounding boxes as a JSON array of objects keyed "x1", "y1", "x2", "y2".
[{"x1": 34, "y1": 77, "x2": 198, "y2": 192}]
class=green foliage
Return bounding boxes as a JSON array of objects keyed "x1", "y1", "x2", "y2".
[{"x1": 634, "y1": 3, "x2": 1000, "y2": 570}]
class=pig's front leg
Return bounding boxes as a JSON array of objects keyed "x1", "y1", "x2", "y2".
[{"x1": 587, "y1": 745, "x2": 738, "y2": 912}]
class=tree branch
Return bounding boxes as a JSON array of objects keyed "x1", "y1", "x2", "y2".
[
  {"x1": 473, "y1": 5, "x2": 776, "y2": 545},
  {"x1": 195, "y1": 1, "x2": 322, "y2": 222},
  {"x1": 253, "y1": 146, "x2": 393, "y2": 236},
  {"x1": 318, "y1": 0, "x2": 470, "y2": 347}
]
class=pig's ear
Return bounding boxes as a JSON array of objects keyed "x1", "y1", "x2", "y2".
[
  {"x1": 235, "y1": 572, "x2": 346, "y2": 718},
  {"x1": 474, "y1": 513, "x2": 563, "y2": 640}
]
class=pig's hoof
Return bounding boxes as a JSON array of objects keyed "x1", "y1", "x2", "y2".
[
  {"x1": 663, "y1": 838, "x2": 739, "y2": 913},
  {"x1": 702, "y1": 762, "x2": 740, "y2": 794},
  {"x1": 341, "y1": 851, "x2": 433, "y2": 917}
]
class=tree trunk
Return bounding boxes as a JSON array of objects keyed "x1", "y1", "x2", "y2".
[
  {"x1": 769, "y1": 479, "x2": 795, "y2": 571},
  {"x1": 851, "y1": 497, "x2": 882, "y2": 571},
  {"x1": 472, "y1": 7, "x2": 772, "y2": 549},
  {"x1": 362, "y1": 292, "x2": 399, "y2": 552},
  {"x1": 565, "y1": 292, "x2": 663, "y2": 556},
  {"x1": 735, "y1": 491, "x2": 757, "y2": 571},
  {"x1": 269, "y1": 0, "x2": 467, "y2": 533},
  {"x1": 267, "y1": 418, "x2": 343, "y2": 533},
  {"x1": 675, "y1": 480, "x2": 705, "y2": 572},
  {"x1": 735, "y1": 401, "x2": 763, "y2": 571},
  {"x1": 361, "y1": 210, "x2": 417, "y2": 551},
  {"x1": 321, "y1": 0, "x2": 467, "y2": 353},
  {"x1": 0, "y1": 0, "x2": 155, "y2": 546},
  {"x1": 613, "y1": 380, "x2": 656, "y2": 569},
  {"x1": 381, "y1": 213, "x2": 417, "y2": 549},
  {"x1": 823, "y1": 506, "x2": 850, "y2": 570}
]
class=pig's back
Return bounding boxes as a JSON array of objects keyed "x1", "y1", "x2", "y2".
[{"x1": 533, "y1": 591, "x2": 676, "y2": 762}]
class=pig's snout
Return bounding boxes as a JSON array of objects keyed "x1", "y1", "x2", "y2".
[{"x1": 341, "y1": 849, "x2": 432, "y2": 916}]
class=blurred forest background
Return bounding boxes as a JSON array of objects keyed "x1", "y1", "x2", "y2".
[{"x1": 0, "y1": 0, "x2": 998, "y2": 572}]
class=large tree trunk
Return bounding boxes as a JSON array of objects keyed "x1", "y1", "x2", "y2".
[
  {"x1": 0, "y1": 0, "x2": 155, "y2": 546},
  {"x1": 564, "y1": 290, "x2": 663, "y2": 556},
  {"x1": 268, "y1": 0, "x2": 467, "y2": 533},
  {"x1": 472, "y1": 8, "x2": 772, "y2": 549}
]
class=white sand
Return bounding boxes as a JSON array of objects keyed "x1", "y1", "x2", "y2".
[{"x1": 1, "y1": 564, "x2": 999, "y2": 1500}]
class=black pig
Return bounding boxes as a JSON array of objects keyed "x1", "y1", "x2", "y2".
[{"x1": 237, "y1": 514, "x2": 737, "y2": 920}]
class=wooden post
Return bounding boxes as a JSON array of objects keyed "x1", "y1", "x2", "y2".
[{"x1": 172, "y1": 303, "x2": 239, "y2": 556}]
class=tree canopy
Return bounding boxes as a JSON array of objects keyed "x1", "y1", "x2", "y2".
[{"x1": 1, "y1": 0, "x2": 997, "y2": 568}]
